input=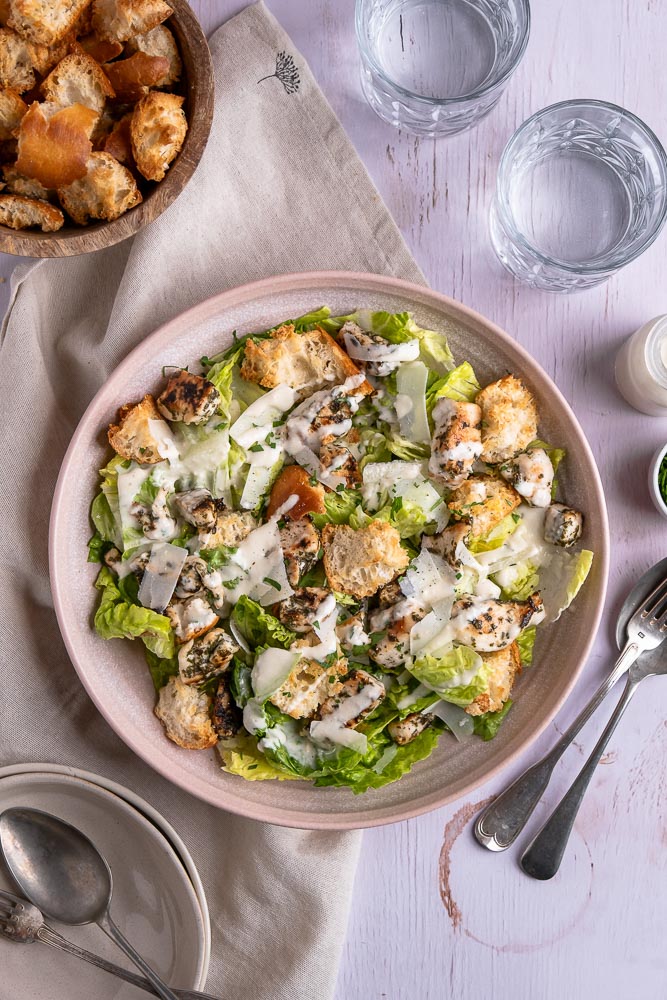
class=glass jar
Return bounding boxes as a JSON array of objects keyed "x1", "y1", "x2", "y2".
[{"x1": 615, "y1": 316, "x2": 667, "y2": 416}]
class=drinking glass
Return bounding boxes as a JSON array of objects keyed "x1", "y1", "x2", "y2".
[
  {"x1": 356, "y1": 0, "x2": 530, "y2": 137},
  {"x1": 490, "y1": 100, "x2": 667, "y2": 291}
]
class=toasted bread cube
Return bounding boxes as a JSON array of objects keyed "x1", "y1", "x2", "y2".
[
  {"x1": 154, "y1": 675, "x2": 217, "y2": 750},
  {"x1": 241, "y1": 324, "x2": 372, "y2": 400},
  {"x1": 0, "y1": 85, "x2": 25, "y2": 137},
  {"x1": 107, "y1": 393, "x2": 167, "y2": 464},
  {"x1": 269, "y1": 656, "x2": 346, "y2": 720},
  {"x1": 16, "y1": 101, "x2": 97, "y2": 188},
  {"x1": 465, "y1": 642, "x2": 521, "y2": 716},
  {"x1": 2, "y1": 163, "x2": 49, "y2": 197},
  {"x1": 157, "y1": 369, "x2": 221, "y2": 425},
  {"x1": 41, "y1": 51, "x2": 114, "y2": 113},
  {"x1": 92, "y1": 0, "x2": 172, "y2": 43},
  {"x1": 26, "y1": 32, "x2": 75, "y2": 76},
  {"x1": 476, "y1": 374, "x2": 538, "y2": 465},
  {"x1": 58, "y1": 150, "x2": 141, "y2": 223},
  {"x1": 130, "y1": 89, "x2": 185, "y2": 181},
  {"x1": 78, "y1": 31, "x2": 122, "y2": 62},
  {"x1": 266, "y1": 464, "x2": 326, "y2": 521},
  {"x1": 0, "y1": 191, "x2": 62, "y2": 229},
  {"x1": 448, "y1": 474, "x2": 522, "y2": 539},
  {"x1": 104, "y1": 50, "x2": 169, "y2": 102},
  {"x1": 8, "y1": 0, "x2": 92, "y2": 46},
  {"x1": 125, "y1": 22, "x2": 180, "y2": 86},
  {"x1": 0, "y1": 27, "x2": 34, "y2": 91},
  {"x1": 198, "y1": 509, "x2": 256, "y2": 551},
  {"x1": 322, "y1": 521, "x2": 409, "y2": 600},
  {"x1": 102, "y1": 110, "x2": 132, "y2": 162},
  {"x1": 0, "y1": 0, "x2": 9, "y2": 25}
]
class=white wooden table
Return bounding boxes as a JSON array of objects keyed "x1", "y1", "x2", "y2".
[{"x1": 4, "y1": 2, "x2": 666, "y2": 996}]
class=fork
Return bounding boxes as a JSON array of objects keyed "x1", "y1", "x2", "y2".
[
  {"x1": 0, "y1": 889, "x2": 220, "y2": 1000},
  {"x1": 474, "y1": 572, "x2": 667, "y2": 853}
]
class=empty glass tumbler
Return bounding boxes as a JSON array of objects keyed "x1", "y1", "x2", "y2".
[
  {"x1": 490, "y1": 100, "x2": 667, "y2": 291},
  {"x1": 356, "y1": 0, "x2": 530, "y2": 137}
]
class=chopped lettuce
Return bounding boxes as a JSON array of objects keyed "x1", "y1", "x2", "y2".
[
  {"x1": 410, "y1": 645, "x2": 491, "y2": 707},
  {"x1": 516, "y1": 626, "x2": 536, "y2": 666},
  {"x1": 94, "y1": 567, "x2": 175, "y2": 659},
  {"x1": 231, "y1": 595, "x2": 296, "y2": 650},
  {"x1": 144, "y1": 648, "x2": 179, "y2": 691},
  {"x1": 374, "y1": 498, "x2": 430, "y2": 539},
  {"x1": 469, "y1": 513, "x2": 522, "y2": 554},
  {"x1": 386, "y1": 434, "x2": 430, "y2": 461},
  {"x1": 472, "y1": 700, "x2": 513, "y2": 741},
  {"x1": 315, "y1": 725, "x2": 440, "y2": 793},
  {"x1": 90, "y1": 492, "x2": 120, "y2": 547},
  {"x1": 494, "y1": 561, "x2": 540, "y2": 600},
  {"x1": 311, "y1": 488, "x2": 362, "y2": 528},
  {"x1": 219, "y1": 734, "x2": 305, "y2": 781},
  {"x1": 541, "y1": 549, "x2": 594, "y2": 623},
  {"x1": 426, "y1": 361, "x2": 481, "y2": 411}
]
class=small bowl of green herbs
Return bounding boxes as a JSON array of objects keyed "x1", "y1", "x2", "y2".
[{"x1": 649, "y1": 443, "x2": 667, "y2": 518}]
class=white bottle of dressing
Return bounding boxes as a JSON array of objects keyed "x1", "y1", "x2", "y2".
[{"x1": 615, "y1": 316, "x2": 667, "y2": 416}]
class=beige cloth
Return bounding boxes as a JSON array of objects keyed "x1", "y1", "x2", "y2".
[{"x1": 0, "y1": 3, "x2": 424, "y2": 998}]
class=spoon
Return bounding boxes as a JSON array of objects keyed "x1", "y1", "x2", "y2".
[{"x1": 0, "y1": 808, "x2": 179, "y2": 1000}]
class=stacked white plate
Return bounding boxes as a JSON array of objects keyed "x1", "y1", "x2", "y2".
[{"x1": 0, "y1": 763, "x2": 211, "y2": 999}]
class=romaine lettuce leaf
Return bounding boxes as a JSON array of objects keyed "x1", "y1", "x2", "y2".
[
  {"x1": 469, "y1": 513, "x2": 521, "y2": 554},
  {"x1": 541, "y1": 549, "x2": 594, "y2": 623},
  {"x1": 426, "y1": 361, "x2": 481, "y2": 410},
  {"x1": 410, "y1": 645, "x2": 492, "y2": 707},
  {"x1": 472, "y1": 700, "x2": 513, "y2": 741},
  {"x1": 516, "y1": 626, "x2": 536, "y2": 665},
  {"x1": 493, "y1": 560, "x2": 540, "y2": 600},
  {"x1": 314, "y1": 725, "x2": 440, "y2": 793},
  {"x1": 144, "y1": 648, "x2": 179, "y2": 691},
  {"x1": 219, "y1": 734, "x2": 305, "y2": 781},
  {"x1": 231, "y1": 595, "x2": 296, "y2": 650},
  {"x1": 374, "y1": 497, "x2": 430, "y2": 539},
  {"x1": 311, "y1": 488, "x2": 362, "y2": 528},
  {"x1": 386, "y1": 434, "x2": 430, "y2": 461},
  {"x1": 94, "y1": 567, "x2": 175, "y2": 659}
]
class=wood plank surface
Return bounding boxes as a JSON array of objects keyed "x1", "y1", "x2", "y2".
[{"x1": 2, "y1": 2, "x2": 665, "y2": 997}]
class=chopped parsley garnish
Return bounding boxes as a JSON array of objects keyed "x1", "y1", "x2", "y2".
[{"x1": 263, "y1": 577, "x2": 282, "y2": 591}]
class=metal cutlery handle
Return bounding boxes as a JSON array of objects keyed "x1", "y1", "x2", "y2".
[
  {"x1": 520, "y1": 674, "x2": 641, "y2": 880},
  {"x1": 99, "y1": 911, "x2": 179, "y2": 1000},
  {"x1": 37, "y1": 924, "x2": 220, "y2": 1000},
  {"x1": 474, "y1": 640, "x2": 641, "y2": 851}
]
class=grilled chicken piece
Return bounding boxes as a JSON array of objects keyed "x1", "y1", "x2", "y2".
[
  {"x1": 424, "y1": 522, "x2": 473, "y2": 570},
  {"x1": 317, "y1": 669, "x2": 385, "y2": 727},
  {"x1": 104, "y1": 546, "x2": 150, "y2": 579},
  {"x1": 157, "y1": 369, "x2": 220, "y2": 425},
  {"x1": 198, "y1": 508, "x2": 257, "y2": 550},
  {"x1": 173, "y1": 555, "x2": 207, "y2": 599},
  {"x1": 341, "y1": 322, "x2": 419, "y2": 377},
  {"x1": 178, "y1": 627, "x2": 238, "y2": 685},
  {"x1": 476, "y1": 375, "x2": 538, "y2": 464},
  {"x1": 277, "y1": 587, "x2": 335, "y2": 633},
  {"x1": 376, "y1": 580, "x2": 403, "y2": 608},
  {"x1": 165, "y1": 595, "x2": 219, "y2": 644},
  {"x1": 388, "y1": 712, "x2": 434, "y2": 745},
  {"x1": 279, "y1": 516, "x2": 320, "y2": 587},
  {"x1": 448, "y1": 475, "x2": 521, "y2": 539},
  {"x1": 336, "y1": 613, "x2": 371, "y2": 653},
  {"x1": 319, "y1": 437, "x2": 360, "y2": 487},
  {"x1": 269, "y1": 655, "x2": 347, "y2": 719},
  {"x1": 447, "y1": 594, "x2": 545, "y2": 652},
  {"x1": 428, "y1": 397, "x2": 483, "y2": 489},
  {"x1": 368, "y1": 596, "x2": 426, "y2": 670},
  {"x1": 174, "y1": 489, "x2": 220, "y2": 530},
  {"x1": 544, "y1": 503, "x2": 583, "y2": 548},
  {"x1": 465, "y1": 642, "x2": 521, "y2": 716},
  {"x1": 500, "y1": 448, "x2": 554, "y2": 508},
  {"x1": 212, "y1": 675, "x2": 242, "y2": 737},
  {"x1": 130, "y1": 485, "x2": 177, "y2": 541}
]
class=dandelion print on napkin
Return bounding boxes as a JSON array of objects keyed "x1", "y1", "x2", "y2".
[{"x1": 258, "y1": 51, "x2": 300, "y2": 94}]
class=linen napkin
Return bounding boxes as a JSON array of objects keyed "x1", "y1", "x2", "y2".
[{"x1": 0, "y1": 3, "x2": 424, "y2": 998}]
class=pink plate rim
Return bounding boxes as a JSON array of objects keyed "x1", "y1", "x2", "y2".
[{"x1": 49, "y1": 271, "x2": 610, "y2": 829}]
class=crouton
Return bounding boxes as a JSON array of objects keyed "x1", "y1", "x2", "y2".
[
  {"x1": 266, "y1": 464, "x2": 326, "y2": 520},
  {"x1": 0, "y1": 190, "x2": 62, "y2": 229},
  {"x1": 102, "y1": 110, "x2": 131, "y2": 162},
  {"x1": 165, "y1": 595, "x2": 219, "y2": 645},
  {"x1": 2, "y1": 163, "x2": 49, "y2": 196},
  {"x1": 26, "y1": 33, "x2": 75, "y2": 76},
  {"x1": 322, "y1": 521, "x2": 409, "y2": 600},
  {"x1": 241, "y1": 324, "x2": 372, "y2": 400},
  {"x1": 156, "y1": 369, "x2": 221, "y2": 425},
  {"x1": 198, "y1": 509, "x2": 256, "y2": 551},
  {"x1": 0, "y1": 27, "x2": 34, "y2": 91},
  {"x1": 103, "y1": 50, "x2": 169, "y2": 102},
  {"x1": 448, "y1": 474, "x2": 522, "y2": 539},
  {"x1": 0, "y1": 136, "x2": 15, "y2": 160},
  {"x1": 465, "y1": 642, "x2": 521, "y2": 716},
  {"x1": 154, "y1": 675, "x2": 217, "y2": 750},
  {"x1": 476, "y1": 374, "x2": 538, "y2": 465},
  {"x1": 92, "y1": 0, "x2": 172, "y2": 44},
  {"x1": 16, "y1": 100, "x2": 97, "y2": 188},
  {"x1": 41, "y1": 51, "x2": 114, "y2": 113},
  {"x1": 130, "y1": 88, "x2": 185, "y2": 181},
  {"x1": 0, "y1": 0, "x2": 9, "y2": 25},
  {"x1": 78, "y1": 31, "x2": 122, "y2": 63},
  {"x1": 58, "y1": 150, "x2": 141, "y2": 223},
  {"x1": 8, "y1": 0, "x2": 93, "y2": 46},
  {"x1": 269, "y1": 655, "x2": 346, "y2": 720},
  {"x1": 107, "y1": 392, "x2": 167, "y2": 464},
  {"x1": 0, "y1": 86, "x2": 25, "y2": 138},
  {"x1": 125, "y1": 22, "x2": 180, "y2": 86}
]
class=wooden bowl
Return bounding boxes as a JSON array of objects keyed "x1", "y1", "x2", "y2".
[{"x1": 0, "y1": 0, "x2": 214, "y2": 258}]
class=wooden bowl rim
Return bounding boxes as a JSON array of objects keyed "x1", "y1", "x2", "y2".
[{"x1": 0, "y1": 0, "x2": 214, "y2": 258}]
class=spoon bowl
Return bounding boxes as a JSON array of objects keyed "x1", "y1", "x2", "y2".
[{"x1": 0, "y1": 808, "x2": 110, "y2": 925}]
